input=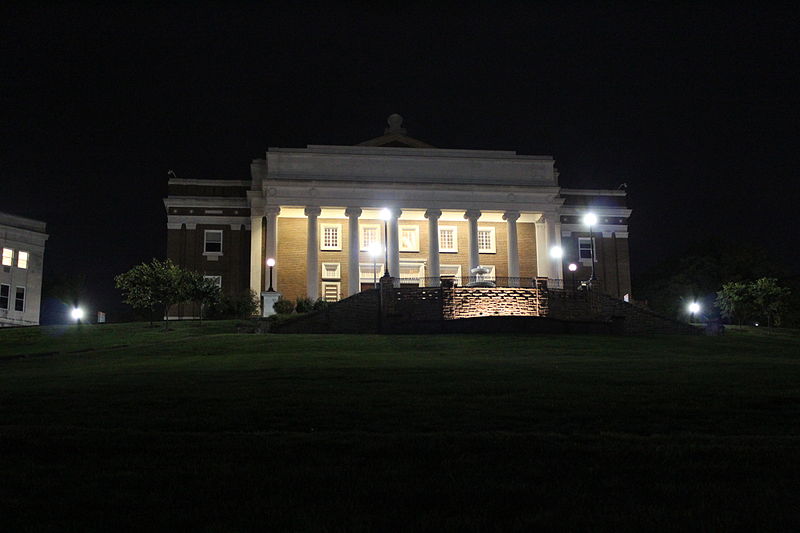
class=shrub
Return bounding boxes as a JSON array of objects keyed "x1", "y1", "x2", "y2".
[
  {"x1": 295, "y1": 296, "x2": 314, "y2": 314},
  {"x1": 273, "y1": 298, "x2": 295, "y2": 315},
  {"x1": 208, "y1": 289, "x2": 260, "y2": 319},
  {"x1": 312, "y1": 298, "x2": 330, "y2": 312}
]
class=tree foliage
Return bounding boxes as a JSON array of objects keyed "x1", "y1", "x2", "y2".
[{"x1": 716, "y1": 278, "x2": 791, "y2": 327}]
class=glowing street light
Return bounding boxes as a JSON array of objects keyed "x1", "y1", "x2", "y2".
[
  {"x1": 550, "y1": 246, "x2": 564, "y2": 259},
  {"x1": 688, "y1": 302, "x2": 700, "y2": 323},
  {"x1": 568, "y1": 262, "x2": 578, "y2": 290},
  {"x1": 266, "y1": 258, "x2": 276, "y2": 292},
  {"x1": 71, "y1": 307, "x2": 84, "y2": 324},
  {"x1": 583, "y1": 212, "x2": 598, "y2": 282}
]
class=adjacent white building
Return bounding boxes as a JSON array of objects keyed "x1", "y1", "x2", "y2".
[{"x1": 0, "y1": 211, "x2": 48, "y2": 326}]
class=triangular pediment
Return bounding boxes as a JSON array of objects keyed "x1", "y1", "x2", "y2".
[{"x1": 357, "y1": 114, "x2": 435, "y2": 148}]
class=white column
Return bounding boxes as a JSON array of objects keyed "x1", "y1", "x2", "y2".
[
  {"x1": 464, "y1": 209, "x2": 481, "y2": 271},
  {"x1": 503, "y1": 210, "x2": 520, "y2": 284},
  {"x1": 345, "y1": 207, "x2": 362, "y2": 296},
  {"x1": 425, "y1": 209, "x2": 442, "y2": 286},
  {"x1": 264, "y1": 206, "x2": 280, "y2": 291},
  {"x1": 386, "y1": 208, "x2": 402, "y2": 286},
  {"x1": 249, "y1": 214, "x2": 263, "y2": 295},
  {"x1": 305, "y1": 206, "x2": 321, "y2": 300},
  {"x1": 535, "y1": 215, "x2": 550, "y2": 278},
  {"x1": 546, "y1": 214, "x2": 563, "y2": 283}
]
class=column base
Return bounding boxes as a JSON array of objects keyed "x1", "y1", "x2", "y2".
[{"x1": 261, "y1": 291, "x2": 282, "y2": 317}]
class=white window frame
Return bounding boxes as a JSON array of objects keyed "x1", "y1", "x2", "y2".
[
  {"x1": 439, "y1": 226, "x2": 458, "y2": 253},
  {"x1": 17, "y1": 251, "x2": 29, "y2": 269},
  {"x1": 360, "y1": 223, "x2": 382, "y2": 251},
  {"x1": 2, "y1": 248, "x2": 12, "y2": 266},
  {"x1": 321, "y1": 281, "x2": 341, "y2": 302},
  {"x1": 320, "y1": 223, "x2": 342, "y2": 251},
  {"x1": 359, "y1": 262, "x2": 384, "y2": 283},
  {"x1": 398, "y1": 260, "x2": 426, "y2": 285},
  {"x1": 578, "y1": 237, "x2": 594, "y2": 266},
  {"x1": 440, "y1": 264, "x2": 462, "y2": 285},
  {"x1": 203, "y1": 230, "x2": 223, "y2": 255},
  {"x1": 477, "y1": 226, "x2": 496, "y2": 254},
  {"x1": 14, "y1": 286, "x2": 25, "y2": 312},
  {"x1": 321, "y1": 262, "x2": 341, "y2": 280},
  {"x1": 399, "y1": 225, "x2": 420, "y2": 252},
  {"x1": 0, "y1": 284, "x2": 9, "y2": 310},
  {"x1": 203, "y1": 275, "x2": 222, "y2": 288}
]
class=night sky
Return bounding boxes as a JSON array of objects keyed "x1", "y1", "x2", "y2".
[{"x1": 2, "y1": 4, "x2": 798, "y2": 321}]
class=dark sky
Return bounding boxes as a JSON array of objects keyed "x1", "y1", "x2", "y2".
[{"x1": 2, "y1": 3, "x2": 798, "y2": 321}]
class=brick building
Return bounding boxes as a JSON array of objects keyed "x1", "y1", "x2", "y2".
[{"x1": 164, "y1": 115, "x2": 632, "y2": 317}]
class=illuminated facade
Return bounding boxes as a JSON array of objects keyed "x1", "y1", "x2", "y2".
[
  {"x1": 164, "y1": 115, "x2": 631, "y2": 316},
  {"x1": 0, "y1": 211, "x2": 48, "y2": 327}
]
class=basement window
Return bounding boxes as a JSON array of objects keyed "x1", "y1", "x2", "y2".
[{"x1": 321, "y1": 282, "x2": 341, "y2": 302}]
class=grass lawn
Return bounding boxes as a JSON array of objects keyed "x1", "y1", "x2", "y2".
[{"x1": 1, "y1": 322, "x2": 799, "y2": 531}]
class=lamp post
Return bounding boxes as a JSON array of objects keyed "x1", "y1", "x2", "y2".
[
  {"x1": 568, "y1": 263, "x2": 578, "y2": 290},
  {"x1": 380, "y1": 208, "x2": 390, "y2": 277},
  {"x1": 688, "y1": 302, "x2": 700, "y2": 324},
  {"x1": 266, "y1": 258, "x2": 275, "y2": 292},
  {"x1": 368, "y1": 242, "x2": 381, "y2": 288},
  {"x1": 71, "y1": 307, "x2": 84, "y2": 325},
  {"x1": 583, "y1": 212, "x2": 598, "y2": 282}
]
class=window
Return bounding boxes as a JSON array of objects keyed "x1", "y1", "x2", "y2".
[
  {"x1": 399, "y1": 261, "x2": 426, "y2": 285},
  {"x1": 17, "y1": 251, "x2": 29, "y2": 269},
  {"x1": 360, "y1": 223, "x2": 381, "y2": 251},
  {"x1": 578, "y1": 237, "x2": 593, "y2": 265},
  {"x1": 320, "y1": 223, "x2": 341, "y2": 251},
  {"x1": 359, "y1": 262, "x2": 384, "y2": 283},
  {"x1": 440, "y1": 264, "x2": 462, "y2": 285},
  {"x1": 439, "y1": 226, "x2": 458, "y2": 252},
  {"x1": 14, "y1": 287, "x2": 25, "y2": 312},
  {"x1": 477, "y1": 227, "x2": 496, "y2": 254},
  {"x1": 204, "y1": 230, "x2": 223, "y2": 254},
  {"x1": 321, "y1": 262, "x2": 341, "y2": 280},
  {"x1": 203, "y1": 275, "x2": 222, "y2": 288},
  {"x1": 399, "y1": 225, "x2": 419, "y2": 252},
  {"x1": 2, "y1": 248, "x2": 12, "y2": 266},
  {"x1": 0, "y1": 284, "x2": 8, "y2": 310},
  {"x1": 321, "y1": 281, "x2": 341, "y2": 302}
]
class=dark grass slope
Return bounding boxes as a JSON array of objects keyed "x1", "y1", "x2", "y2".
[{"x1": 1, "y1": 322, "x2": 799, "y2": 531}]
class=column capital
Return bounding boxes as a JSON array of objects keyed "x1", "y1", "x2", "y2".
[
  {"x1": 344, "y1": 207, "x2": 362, "y2": 218},
  {"x1": 463, "y1": 209, "x2": 482, "y2": 221},
  {"x1": 502, "y1": 210, "x2": 520, "y2": 222},
  {"x1": 304, "y1": 206, "x2": 321, "y2": 217},
  {"x1": 424, "y1": 208, "x2": 442, "y2": 220},
  {"x1": 265, "y1": 206, "x2": 281, "y2": 217}
]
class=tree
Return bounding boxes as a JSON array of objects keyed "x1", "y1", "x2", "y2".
[
  {"x1": 715, "y1": 281, "x2": 754, "y2": 325},
  {"x1": 182, "y1": 271, "x2": 221, "y2": 325},
  {"x1": 750, "y1": 278, "x2": 791, "y2": 328},
  {"x1": 115, "y1": 259, "x2": 185, "y2": 329},
  {"x1": 716, "y1": 278, "x2": 791, "y2": 328}
]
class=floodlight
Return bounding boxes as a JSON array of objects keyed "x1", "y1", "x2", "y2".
[
  {"x1": 583, "y1": 213, "x2": 598, "y2": 226},
  {"x1": 71, "y1": 308, "x2": 84, "y2": 321},
  {"x1": 688, "y1": 302, "x2": 700, "y2": 314}
]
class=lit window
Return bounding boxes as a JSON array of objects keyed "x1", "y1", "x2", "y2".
[
  {"x1": 477, "y1": 227, "x2": 496, "y2": 254},
  {"x1": 17, "y1": 251, "x2": 29, "y2": 269},
  {"x1": 578, "y1": 237, "x2": 593, "y2": 265},
  {"x1": 400, "y1": 225, "x2": 419, "y2": 252},
  {"x1": 321, "y1": 262, "x2": 341, "y2": 280},
  {"x1": 320, "y1": 224, "x2": 341, "y2": 251},
  {"x1": 204, "y1": 230, "x2": 223, "y2": 254},
  {"x1": 321, "y1": 281, "x2": 341, "y2": 302},
  {"x1": 14, "y1": 287, "x2": 25, "y2": 312},
  {"x1": 2, "y1": 248, "x2": 12, "y2": 266},
  {"x1": 203, "y1": 275, "x2": 222, "y2": 288},
  {"x1": 360, "y1": 224, "x2": 381, "y2": 251},
  {"x1": 0, "y1": 284, "x2": 9, "y2": 310},
  {"x1": 439, "y1": 227, "x2": 458, "y2": 252}
]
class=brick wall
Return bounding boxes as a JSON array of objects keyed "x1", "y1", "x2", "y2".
[{"x1": 443, "y1": 287, "x2": 543, "y2": 319}]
